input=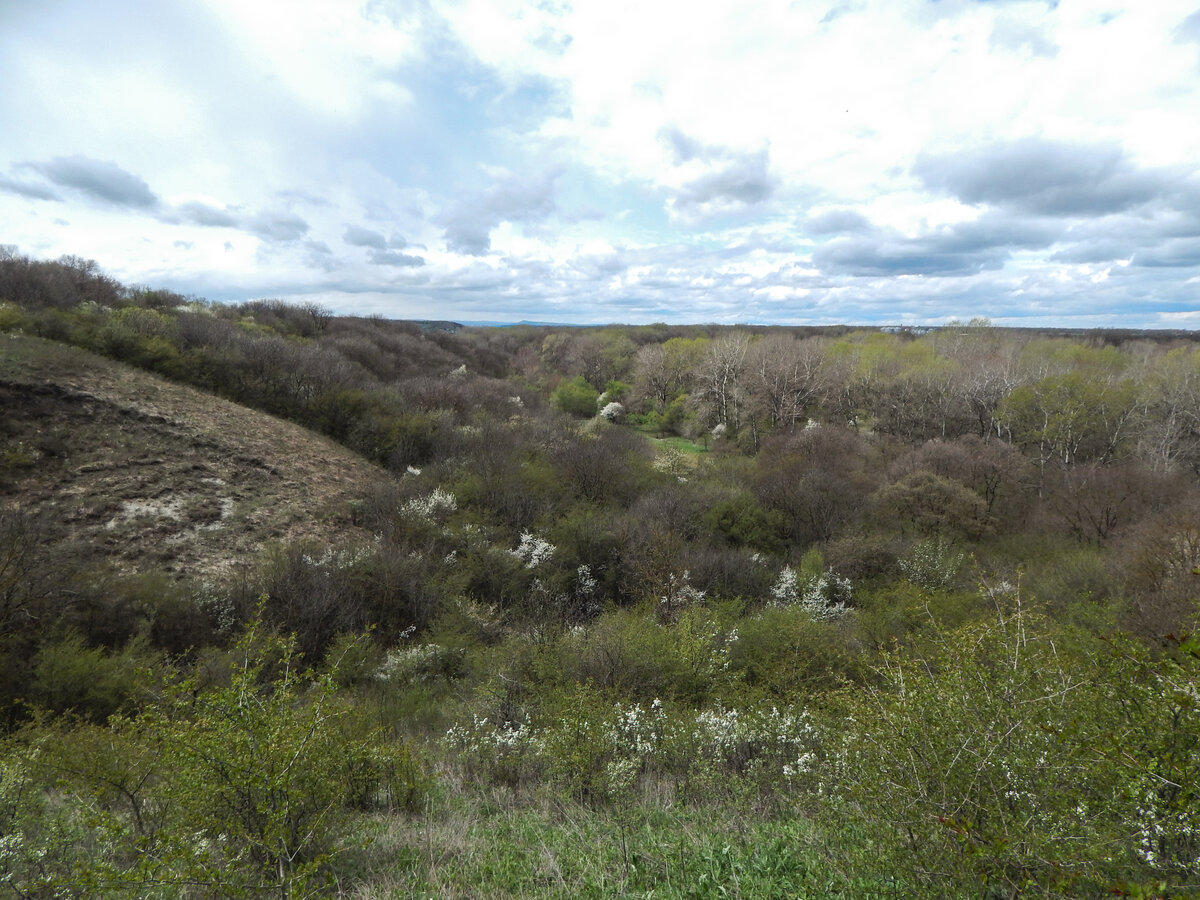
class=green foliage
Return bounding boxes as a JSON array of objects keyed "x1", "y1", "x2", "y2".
[
  {"x1": 705, "y1": 494, "x2": 787, "y2": 554},
  {"x1": 95, "y1": 306, "x2": 182, "y2": 372},
  {"x1": 557, "y1": 605, "x2": 740, "y2": 705},
  {"x1": 551, "y1": 375, "x2": 601, "y2": 417},
  {"x1": 11, "y1": 622, "x2": 424, "y2": 898},
  {"x1": 9, "y1": 253, "x2": 1200, "y2": 895},
  {"x1": 447, "y1": 679, "x2": 824, "y2": 807},
  {"x1": 1092, "y1": 633, "x2": 1200, "y2": 892},
  {"x1": 999, "y1": 371, "x2": 1139, "y2": 465},
  {"x1": 602, "y1": 378, "x2": 630, "y2": 402},
  {"x1": 29, "y1": 632, "x2": 157, "y2": 721},
  {"x1": 0, "y1": 301, "x2": 24, "y2": 332},
  {"x1": 0, "y1": 736, "x2": 93, "y2": 899},
  {"x1": 828, "y1": 599, "x2": 1200, "y2": 897},
  {"x1": 726, "y1": 605, "x2": 862, "y2": 694},
  {"x1": 338, "y1": 799, "x2": 864, "y2": 899}
]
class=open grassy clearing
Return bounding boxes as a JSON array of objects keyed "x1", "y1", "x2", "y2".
[
  {"x1": 335, "y1": 790, "x2": 887, "y2": 900},
  {"x1": 648, "y1": 435, "x2": 710, "y2": 455}
]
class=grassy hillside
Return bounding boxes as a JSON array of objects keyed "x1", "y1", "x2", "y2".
[{"x1": 0, "y1": 333, "x2": 386, "y2": 577}]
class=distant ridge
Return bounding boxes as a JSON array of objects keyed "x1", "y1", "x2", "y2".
[
  {"x1": 460, "y1": 320, "x2": 599, "y2": 328},
  {"x1": 413, "y1": 320, "x2": 464, "y2": 333}
]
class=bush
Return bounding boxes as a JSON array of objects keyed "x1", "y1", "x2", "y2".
[
  {"x1": 557, "y1": 605, "x2": 738, "y2": 705},
  {"x1": 0, "y1": 301, "x2": 24, "y2": 332},
  {"x1": 728, "y1": 606, "x2": 862, "y2": 695},
  {"x1": 445, "y1": 685, "x2": 824, "y2": 806},
  {"x1": 872, "y1": 469, "x2": 990, "y2": 539},
  {"x1": 705, "y1": 494, "x2": 786, "y2": 554},
  {"x1": 826, "y1": 598, "x2": 1200, "y2": 897},
  {"x1": 24, "y1": 622, "x2": 425, "y2": 897},
  {"x1": 28, "y1": 633, "x2": 157, "y2": 722},
  {"x1": 551, "y1": 376, "x2": 601, "y2": 417}
]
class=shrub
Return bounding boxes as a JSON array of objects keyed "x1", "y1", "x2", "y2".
[
  {"x1": 557, "y1": 605, "x2": 738, "y2": 704},
  {"x1": 0, "y1": 301, "x2": 24, "y2": 332},
  {"x1": 826, "y1": 597, "x2": 1200, "y2": 897},
  {"x1": 769, "y1": 552, "x2": 852, "y2": 620},
  {"x1": 444, "y1": 687, "x2": 825, "y2": 806},
  {"x1": 897, "y1": 536, "x2": 965, "y2": 592},
  {"x1": 0, "y1": 736, "x2": 94, "y2": 898},
  {"x1": 872, "y1": 469, "x2": 990, "y2": 539},
  {"x1": 705, "y1": 494, "x2": 787, "y2": 554},
  {"x1": 728, "y1": 606, "x2": 862, "y2": 695},
  {"x1": 26, "y1": 622, "x2": 424, "y2": 897},
  {"x1": 28, "y1": 633, "x2": 157, "y2": 722},
  {"x1": 551, "y1": 376, "x2": 601, "y2": 417}
]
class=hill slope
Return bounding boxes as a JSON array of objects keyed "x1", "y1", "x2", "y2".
[{"x1": 0, "y1": 334, "x2": 389, "y2": 578}]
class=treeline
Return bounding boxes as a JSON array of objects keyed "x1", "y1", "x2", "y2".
[{"x1": 5, "y1": 250, "x2": 1199, "y2": 471}]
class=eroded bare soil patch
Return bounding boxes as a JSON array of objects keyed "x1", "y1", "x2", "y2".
[{"x1": 0, "y1": 336, "x2": 389, "y2": 577}]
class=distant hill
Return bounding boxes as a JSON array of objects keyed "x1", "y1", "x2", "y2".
[
  {"x1": 0, "y1": 335, "x2": 389, "y2": 579},
  {"x1": 412, "y1": 320, "x2": 464, "y2": 333}
]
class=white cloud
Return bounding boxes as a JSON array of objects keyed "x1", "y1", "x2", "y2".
[{"x1": 0, "y1": 0, "x2": 1198, "y2": 326}]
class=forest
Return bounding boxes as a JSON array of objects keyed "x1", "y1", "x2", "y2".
[{"x1": 1, "y1": 249, "x2": 1198, "y2": 898}]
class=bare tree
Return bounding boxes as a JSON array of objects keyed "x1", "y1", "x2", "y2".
[
  {"x1": 694, "y1": 331, "x2": 750, "y2": 431},
  {"x1": 745, "y1": 334, "x2": 827, "y2": 430}
]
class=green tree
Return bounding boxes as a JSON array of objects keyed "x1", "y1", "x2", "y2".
[
  {"x1": 551, "y1": 375, "x2": 601, "y2": 417},
  {"x1": 1137, "y1": 346, "x2": 1200, "y2": 473},
  {"x1": 999, "y1": 371, "x2": 1139, "y2": 468}
]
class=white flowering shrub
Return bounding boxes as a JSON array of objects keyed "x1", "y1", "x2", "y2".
[
  {"x1": 682, "y1": 703, "x2": 820, "y2": 787},
  {"x1": 564, "y1": 564, "x2": 601, "y2": 621},
  {"x1": 445, "y1": 689, "x2": 825, "y2": 803},
  {"x1": 657, "y1": 570, "x2": 706, "y2": 622},
  {"x1": 444, "y1": 715, "x2": 546, "y2": 789},
  {"x1": 575, "y1": 564, "x2": 597, "y2": 596},
  {"x1": 598, "y1": 401, "x2": 625, "y2": 422},
  {"x1": 899, "y1": 536, "x2": 964, "y2": 591},
  {"x1": 770, "y1": 566, "x2": 800, "y2": 606},
  {"x1": 538, "y1": 694, "x2": 675, "y2": 800},
  {"x1": 301, "y1": 542, "x2": 377, "y2": 571},
  {"x1": 193, "y1": 581, "x2": 238, "y2": 634},
  {"x1": 376, "y1": 642, "x2": 463, "y2": 685},
  {"x1": 401, "y1": 487, "x2": 457, "y2": 521},
  {"x1": 510, "y1": 531, "x2": 555, "y2": 568},
  {"x1": 652, "y1": 447, "x2": 690, "y2": 479},
  {"x1": 770, "y1": 565, "x2": 851, "y2": 620}
]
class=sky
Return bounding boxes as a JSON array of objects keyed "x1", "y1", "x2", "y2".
[{"x1": 2, "y1": 0, "x2": 1200, "y2": 327}]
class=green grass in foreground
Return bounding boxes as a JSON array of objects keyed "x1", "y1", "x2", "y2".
[{"x1": 335, "y1": 791, "x2": 897, "y2": 899}]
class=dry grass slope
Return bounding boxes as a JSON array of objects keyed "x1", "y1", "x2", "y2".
[{"x1": 0, "y1": 334, "x2": 389, "y2": 578}]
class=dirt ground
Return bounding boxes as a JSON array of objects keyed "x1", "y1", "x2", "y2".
[{"x1": 0, "y1": 335, "x2": 391, "y2": 579}]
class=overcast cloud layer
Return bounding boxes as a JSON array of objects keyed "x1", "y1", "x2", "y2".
[{"x1": 3, "y1": 0, "x2": 1200, "y2": 326}]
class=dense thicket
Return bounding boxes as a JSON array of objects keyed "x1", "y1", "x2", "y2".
[{"x1": 1, "y1": 250, "x2": 1198, "y2": 897}]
